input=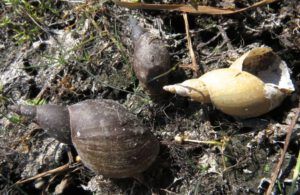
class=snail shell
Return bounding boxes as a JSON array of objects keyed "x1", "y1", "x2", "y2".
[
  {"x1": 163, "y1": 47, "x2": 294, "y2": 118},
  {"x1": 9, "y1": 99, "x2": 159, "y2": 178},
  {"x1": 130, "y1": 18, "x2": 171, "y2": 97},
  {"x1": 69, "y1": 99, "x2": 159, "y2": 178}
]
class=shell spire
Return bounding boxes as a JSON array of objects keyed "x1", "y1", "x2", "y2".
[
  {"x1": 8, "y1": 104, "x2": 37, "y2": 119},
  {"x1": 9, "y1": 104, "x2": 71, "y2": 144},
  {"x1": 163, "y1": 78, "x2": 210, "y2": 103}
]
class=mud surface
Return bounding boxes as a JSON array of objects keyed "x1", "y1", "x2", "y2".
[{"x1": 0, "y1": 0, "x2": 300, "y2": 194}]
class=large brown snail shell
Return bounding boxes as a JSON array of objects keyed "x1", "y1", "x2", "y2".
[
  {"x1": 9, "y1": 99, "x2": 159, "y2": 178},
  {"x1": 69, "y1": 99, "x2": 159, "y2": 178},
  {"x1": 130, "y1": 18, "x2": 171, "y2": 97},
  {"x1": 163, "y1": 47, "x2": 294, "y2": 118}
]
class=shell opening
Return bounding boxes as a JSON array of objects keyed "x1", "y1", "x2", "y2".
[
  {"x1": 230, "y1": 47, "x2": 295, "y2": 94},
  {"x1": 258, "y1": 60, "x2": 294, "y2": 93}
]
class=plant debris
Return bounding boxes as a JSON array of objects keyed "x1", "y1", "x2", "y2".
[{"x1": 0, "y1": 0, "x2": 299, "y2": 194}]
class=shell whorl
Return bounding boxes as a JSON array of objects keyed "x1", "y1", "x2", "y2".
[
  {"x1": 163, "y1": 78, "x2": 210, "y2": 103},
  {"x1": 69, "y1": 99, "x2": 159, "y2": 178}
]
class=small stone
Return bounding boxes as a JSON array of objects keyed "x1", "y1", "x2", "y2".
[{"x1": 34, "y1": 178, "x2": 45, "y2": 189}]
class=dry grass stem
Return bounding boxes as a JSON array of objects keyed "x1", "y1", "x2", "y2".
[
  {"x1": 183, "y1": 13, "x2": 200, "y2": 76},
  {"x1": 115, "y1": 0, "x2": 282, "y2": 15},
  {"x1": 266, "y1": 102, "x2": 300, "y2": 195},
  {"x1": 15, "y1": 162, "x2": 82, "y2": 185}
]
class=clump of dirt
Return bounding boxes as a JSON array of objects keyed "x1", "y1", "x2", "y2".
[{"x1": 0, "y1": 0, "x2": 299, "y2": 194}]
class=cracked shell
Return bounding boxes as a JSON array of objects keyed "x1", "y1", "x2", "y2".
[{"x1": 163, "y1": 47, "x2": 294, "y2": 118}]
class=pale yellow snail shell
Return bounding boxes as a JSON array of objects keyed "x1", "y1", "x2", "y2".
[{"x1": 163, "y1": 47, "x2": 295, "y2": 118}]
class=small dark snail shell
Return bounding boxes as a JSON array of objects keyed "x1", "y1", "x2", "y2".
[
  {"x1": 9, "y1": 99, "x2": 159, "y2": 178},
  {"x1": 130, "y1": 17, "x2": 171, "y2": 97}
]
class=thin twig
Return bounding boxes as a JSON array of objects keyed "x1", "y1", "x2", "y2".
[
  {"x1": 266, "y1": 102, "x2": 300, "y2": 195},
  {"x1": 217, "y1": 25, "x2": 233, "y2": 51},
  {"x1": 160, "y1": 188, "x2": 178, "y2": 194},
  {"x1": 21, "y1": 8, "x2": 57, "y2": 42},
  {"x1": 35, "y1": 84, "x2": 49, "y2": 100},
  {"x1": 197, "y1": 32, "x2": 221, "y2": 49},
  {"x1": 115, "y1": 0, "x2": 282, "y2": 15},
  {"x1": 183, "y1": 13, "x2": 200, "y2": 76},
  {"x1": 148, "y1": 63, "x2": 179, "y2": 83},
  {"x1": 15, "y1": 162, "x2": 82, "y2": 185},
  {"x1": 23, "y1": 10, "x2": 48, "y2": 34}
]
